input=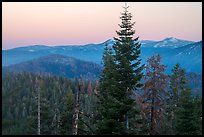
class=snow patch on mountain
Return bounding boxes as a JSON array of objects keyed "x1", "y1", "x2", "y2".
[
  {"x1": 28, "y1": 49, "x2": 35, "y2": 52},
  {"x1": 153, "y1": 37, "x2": 193, "y2": 48}
]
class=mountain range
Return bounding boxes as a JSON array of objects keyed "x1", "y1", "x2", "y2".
[
  {"x1": 2, "y1": 37, "x2": 202, "y2": 95},
  {"x1": 3, "y1": 37, "x2": 202, "y2": 74},
  {"x1": 3, "y1": 54, "x2": 102, "y2": 80}
]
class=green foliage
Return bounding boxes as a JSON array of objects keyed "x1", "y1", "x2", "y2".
[
  {"x1": 2, "y1": 72, "x2": 97, "y2": 135},
  {"x1": 96, "y1": 43, "x2": 125, "y2": 134},
  {"x1": 192, "y1": 93, "x2": 202, "y2": 135},
  {"x1": 59, "y1": 88, "x2": 74, "y2": 135},
  {"x1": 164, "y1": 63, "x2": 202, "y2": 135},
  {"x1": 175, "y1": 89, "x2": 193, "y2": 134},
  {"x1": 175, "y1": 88, "x2": 202, "y2": 135},
  {"x1": 97, "y1": 4, "x2": 144, "y2": 135}
]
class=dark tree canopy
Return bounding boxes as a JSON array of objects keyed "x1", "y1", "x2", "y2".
[{"x1": 97, "y1": 4, "x2": 144, "y2": 135}]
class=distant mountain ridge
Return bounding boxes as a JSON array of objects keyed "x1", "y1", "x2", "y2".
[
  {"x1": 3, "y1": 54, "x2": 102, "y2": 80},
  {"x1": 2, "y1": 37, "x2": 202, "y2": 74},
  {"x1": 3, "y1": 53, "x2": 202, "y2": 96},
  {"x1": 140, "y1": 37, "x2": 194, "y2": 48}
]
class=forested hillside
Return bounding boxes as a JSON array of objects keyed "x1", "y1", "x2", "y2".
[
  {"x1": 2, "y1": 72, "x2": 98, "y2": 135},
  {"x1": 3, "y1": 54, "x2": 102, "y2": 80}
]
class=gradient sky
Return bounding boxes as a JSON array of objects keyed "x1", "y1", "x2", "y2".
[{"x1": 2, "y1": 2, "x2": 202, "y2": 49}]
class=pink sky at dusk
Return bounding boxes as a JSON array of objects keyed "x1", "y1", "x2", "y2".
[{"x1": 2, "y1": 2, "x2": 202, "y2": 49}]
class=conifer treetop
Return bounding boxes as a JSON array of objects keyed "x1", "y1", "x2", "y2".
[
  {"x1": 115, "y1": 3, "x2": 137, "y2": 42},
  {"x1": 123, "y1": 2, "x2": 129, "y2": 13}
]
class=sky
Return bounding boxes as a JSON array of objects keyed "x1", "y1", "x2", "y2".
[{"x1": 2, "y1": 2, "x2": 202, "y2": 49}]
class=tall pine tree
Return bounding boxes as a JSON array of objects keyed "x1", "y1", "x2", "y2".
[
  {"x1": 97, "y1": 3, "x2": 144, "y2": 135},
  {"x1": 96, "y1": 43, "x2": 124, "y2": 134},
  {"x1": 164, "y1": 63, "x2": 187, "y2": 135},
  {"x1": 170, "y1": 65, "x2": 202, "y2": 135},
  {"x1": 113, "y1": 4, "x2": 144, "y2": 134}
]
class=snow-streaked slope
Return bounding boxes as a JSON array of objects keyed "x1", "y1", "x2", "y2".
[
  {"x1": 2, "y1": 38, "x2": 202, "y2": 74},
  {"x1": 153, "y1": 37, "x2": 193, "y2": 48}
]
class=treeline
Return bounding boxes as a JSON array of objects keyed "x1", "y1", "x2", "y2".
[
  {"x1": 2, "y1": 62, "x2": 202, "y2": 135},
  {"x1": 2, "y1": 72, "x2": 98, "y2": 135}
]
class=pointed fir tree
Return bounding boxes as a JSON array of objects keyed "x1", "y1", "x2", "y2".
[
  {"x1": 112, "y1": 3, "x2": 144, "y2": 134},
  {"x1": 96, "y1": 43, "x2": 125, "y2": 135},
  {"x1": 164, "y1": 63, "x2": 188, "y2": 135},
  {"x1": 172, "y1": 67, "x2": 202, "y2": 135},
  {"x1": 97, "y1": 4, "x2": 144, "y2": 135},
  {"x1": 169, "y1": 64, "x2": 187, "y2": 108},
  {"x1": 113, "y1": 3, "x2": 144, "y2": 92}
]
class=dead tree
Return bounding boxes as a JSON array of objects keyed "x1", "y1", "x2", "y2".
[
  {"x1": 72, "y1": 80, "x2": 81, "y2": 135},
  {"x1": 35, "y1": 76, "x2": 42, "y2": 135}
]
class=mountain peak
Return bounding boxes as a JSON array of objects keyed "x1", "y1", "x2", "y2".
[
  {"x1": 163, "y1": 37, "x2": 178, "y2": 42},
  {"x1": 152, "y1": 37, "x2": 194, "y2": 48},
  {"x1": 103, "y1": 39, "x2": 115, "y2": 45}
]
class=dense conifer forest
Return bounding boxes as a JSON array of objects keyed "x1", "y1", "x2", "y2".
[{"x1": 2, "y1": 4, "x2": 202, "y2": 135}]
